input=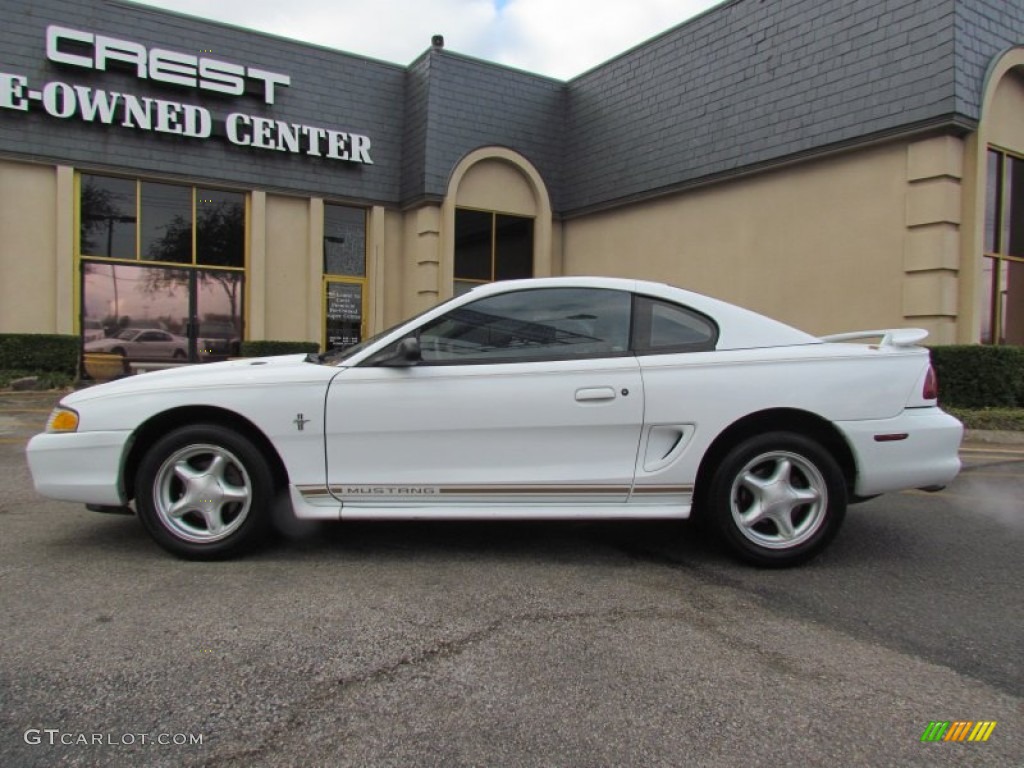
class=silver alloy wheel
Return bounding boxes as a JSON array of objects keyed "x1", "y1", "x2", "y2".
[
  {"x1": 152, "y1": 443, "x2": 252, "y2": 544},
  {"x1": 729, "y1": 450, "x2": 828, "y2": 550}
]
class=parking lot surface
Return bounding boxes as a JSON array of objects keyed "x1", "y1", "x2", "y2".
[{"x1": 1, "y1": 392, "x2": 1022, "y2": 767}]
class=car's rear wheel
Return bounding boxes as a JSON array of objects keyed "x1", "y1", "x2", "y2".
[
  {"x1": 708, "y1": 432, "x2": 846, "y2": 567},
  {"x1": 135, "y1": 424, "x2": 272, "y2": 559}
]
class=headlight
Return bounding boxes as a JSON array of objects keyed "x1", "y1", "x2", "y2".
[{"x1": 45, "y1": 407, "x2": 79, "y2": 433}]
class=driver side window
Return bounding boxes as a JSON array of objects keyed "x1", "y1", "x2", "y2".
[{"x1": 418, "y1": 287, "x2": 632, "y2": 364}]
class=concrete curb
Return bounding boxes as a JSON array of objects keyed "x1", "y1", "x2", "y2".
[{"x1": 962, "y1": 430, "x2": 1024, "y2": 447}]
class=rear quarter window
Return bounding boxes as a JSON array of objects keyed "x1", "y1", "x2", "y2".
[{"x1": 632, "y1": 296, "x2": 718, "y2": 354}]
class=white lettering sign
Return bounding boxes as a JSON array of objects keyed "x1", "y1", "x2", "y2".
[
  {"x1": 0, "y1": 26, "x2": 375, "y2": 164},
  {"x1": 46, "y1": 26, "x2": 289, "y2": 104},
  {"x1": 0, "y1": 76, "x2": 373, "y2": 163}
]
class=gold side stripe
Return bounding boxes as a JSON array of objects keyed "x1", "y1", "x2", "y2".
[
  {"x1": 439, "y1": 485, "x2": 629, "y2": 495},
  {"x1": 298, "y1": 484, "x2": 692, "y2": 499}
]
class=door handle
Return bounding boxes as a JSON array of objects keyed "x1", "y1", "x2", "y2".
[{"x1": 575, "y1": 386, "x2": 616, "y2": 402}]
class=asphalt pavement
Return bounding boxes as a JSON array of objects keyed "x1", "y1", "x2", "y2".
[{"x1": 1, "y1": 391, "x2": 1021, "y2": 767}]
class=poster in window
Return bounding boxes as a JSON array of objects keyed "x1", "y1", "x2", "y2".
[{"x1": 326, "y1": 282, "x2": 362, "y2": 350}]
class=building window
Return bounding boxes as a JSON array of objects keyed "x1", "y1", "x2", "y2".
[
  {"x1": 77, "y1": 174, "x2": 246, "y2": 366},
  {"x1": 454, "y1": 209, "x2": 533, "y2": 295},
  {"x1": 983, "y1": 149, "x2": 1024, "y2": 345},
  {"x1": 80, "y1": 174, "x2": 245, "y2": 267},
  {"x1": 323, "y1": 203, "x2": 367, "y2": 351}
]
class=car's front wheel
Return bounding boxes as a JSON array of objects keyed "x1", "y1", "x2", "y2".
[
  {"x1": 708, "y1": 432, "x2": 846, "y2": 567},
  {"x1": 135, "y1": 424, "x2": 272, "y2": 559}
]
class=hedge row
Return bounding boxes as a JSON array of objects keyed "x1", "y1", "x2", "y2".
[
  {"x1": 0, "y1": 334, "x2": 319, "y2": 373},
  {"x1": 239, "y1": 340, "x2": 320, "y2": 357},
  {"x1": 930, "y1": 345, "x2": 1024, "y2": 408},
  {"x1": 0, "y1": 334, "x2": 79, "y2": 375}
]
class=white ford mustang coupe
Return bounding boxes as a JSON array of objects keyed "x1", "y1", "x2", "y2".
[{"x1": 27, "y1": 277, "x2": 962, "y2": 566}]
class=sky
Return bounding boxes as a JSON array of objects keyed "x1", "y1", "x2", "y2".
[{"x1": 129, "y1": 0, "x2": 723, "y2": 80}]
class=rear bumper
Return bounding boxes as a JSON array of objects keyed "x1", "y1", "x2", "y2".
[
  {"x1": 835, "y1": 408, "x2": 963, "y2": 497},
  {"x1": 26, "y1": 431, "x2": 131, "y2": 506}
]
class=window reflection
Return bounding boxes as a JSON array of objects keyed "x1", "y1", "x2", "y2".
[
  {"x1": 1003, "y1": 260, "x2": 1024, "y2": 345},
  {"x1": 196, "y1": 269, "x2": 244, "y2": 360},
  {"x1": 454, "y1": 209, "x2": 534, "y2": 291},
  {"x1": 141, "y1": 182, "x2": 192, "y2": 264},
  {"x1": 983, "y1": 150, "x2": 1024, "y2": 345},
  {"x1": 81, "y1": 262, "x2": 189, "y2": 363},
  {"x1": 323, "y1": 205, "x2": 366, "y2": 277},
  {"x1": 197, "y1": 189, "x2": 245, "y2": 268},
  {"x1": 78, "y1": 174, "x2": 248, "y2": 368},
  {"x1": 80, "y1": 175, "x2": 136, "y2": 258},
  {"x1": 81, "y1": 262, "x2": 245, "y2": 365}
]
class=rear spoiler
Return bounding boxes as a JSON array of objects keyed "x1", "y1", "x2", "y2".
[{"x1": 819, "y1": 328, "x2": 929, "y2": 348}]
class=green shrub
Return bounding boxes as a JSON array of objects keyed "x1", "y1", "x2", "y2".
[
  {"x1": 0, "y1": 369, "x2": 75, "y2": 389},
  {"x1": 929, "y1": 345, "x2": 1024, "y2": 408},
  {"x1": 239, "y1": 340, "x2": 320, "y2": 358},
  {"x1": 0, "y1": 334, "x2": 79, "y2": 375}
]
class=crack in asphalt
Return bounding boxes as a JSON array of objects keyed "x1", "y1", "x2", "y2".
[
  {"x1": 599, "y1": 535, "x2": 1023, "y2": 699},
  {"x1": 200, "y1": 601, "x2": 824, "y2": 767}
]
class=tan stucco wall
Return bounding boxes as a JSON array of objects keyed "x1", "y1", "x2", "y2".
[
  {"x1": 262, "y1": 194, "x2": 314, "y2": 343},
  {"x1": 0, "y1": 160, "x2": 60, "y2": 333},
  {"x1": 456, "y1": 158, "x2": 538, "y2": 215},
  {"x1": 380, "y1": 208, "x2": 407, "y2": 328},
  {"x1": 988, "y1": 69, "x2": 1024, "y2": 150},
  {"x1": 563, "y1": 143, "x2": 918, "y2": 337}
]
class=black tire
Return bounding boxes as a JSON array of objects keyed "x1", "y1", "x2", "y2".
[
  {"x1": 172, "y1": 349, "x2": 186, "y2": 360},
  {"x1": 111, "y1": 347, "x2": 126, "y2": 357},
  {"x1": 707, "y1": 431, "x2": 846, "y2": 567},
  {"x1": 135, "y1": 423, "x2": 273, "y2": 559}
]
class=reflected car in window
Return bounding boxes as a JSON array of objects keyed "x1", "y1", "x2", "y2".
[
  {"x1": 28, "y1": 277, "x2": 962, "y2": 566},
  {"x1": 83, "y1": 328, "x2": 188, "y2": 361},
  {"x1": 198, "y1": 321, "x2": 241, "y2": 361},
  {"x1": 81, "y1": 319, "x2": 106, "y2": 344}
]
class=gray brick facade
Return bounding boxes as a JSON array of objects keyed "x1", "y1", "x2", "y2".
[
  {"x1": 1, "y1": 0, "x2": 407, "y2": 202},
  {"x1": 1, "y1": 0, "x2": 1022, "y2": 214}
]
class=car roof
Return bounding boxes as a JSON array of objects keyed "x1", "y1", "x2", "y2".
[
  {"x1": 464, "y1": 277, "x2": 818, "y2": 350},
  {"x1": 339, "y1": 277, "x2": 818, "y2": 364}
]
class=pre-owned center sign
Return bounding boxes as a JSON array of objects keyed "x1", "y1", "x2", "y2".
[{"x1": 0, "y1": 25, "x2": 373, "y2": 164}]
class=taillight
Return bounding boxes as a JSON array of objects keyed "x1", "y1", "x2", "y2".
[{"x1": 923, "y1": 365, "x2": 938, "y2": 401}]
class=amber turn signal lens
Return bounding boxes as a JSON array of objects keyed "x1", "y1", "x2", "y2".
[{"x1": 46, "y1": 408, "x2": 79, "y2": 433}]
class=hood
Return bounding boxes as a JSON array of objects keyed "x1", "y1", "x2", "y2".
[{"x1": 63, "y1": 354, "x2": 330, "y2": 405}]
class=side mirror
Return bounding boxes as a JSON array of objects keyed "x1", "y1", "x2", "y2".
[{"x1": 380, "y1": 336, "x2": 421, "y2": 367}]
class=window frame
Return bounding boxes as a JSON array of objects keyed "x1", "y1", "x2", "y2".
[
  {"x1": 983, "y1": 146, "x2": 1024, "y2": 345},
  {"x1": 77, "y1": 173, "x2": 247, "y2": 271},
  {"x1": 454, "y1": 207, "x2": 535, "y2": 294}
]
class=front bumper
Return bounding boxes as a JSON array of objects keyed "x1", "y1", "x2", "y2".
[
  {"x1": 835, "y1": 407, "x2": 963, "y2": 497},
  {"x1": 26, "y1": 431, "x2": 132, "y2": 506}
]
